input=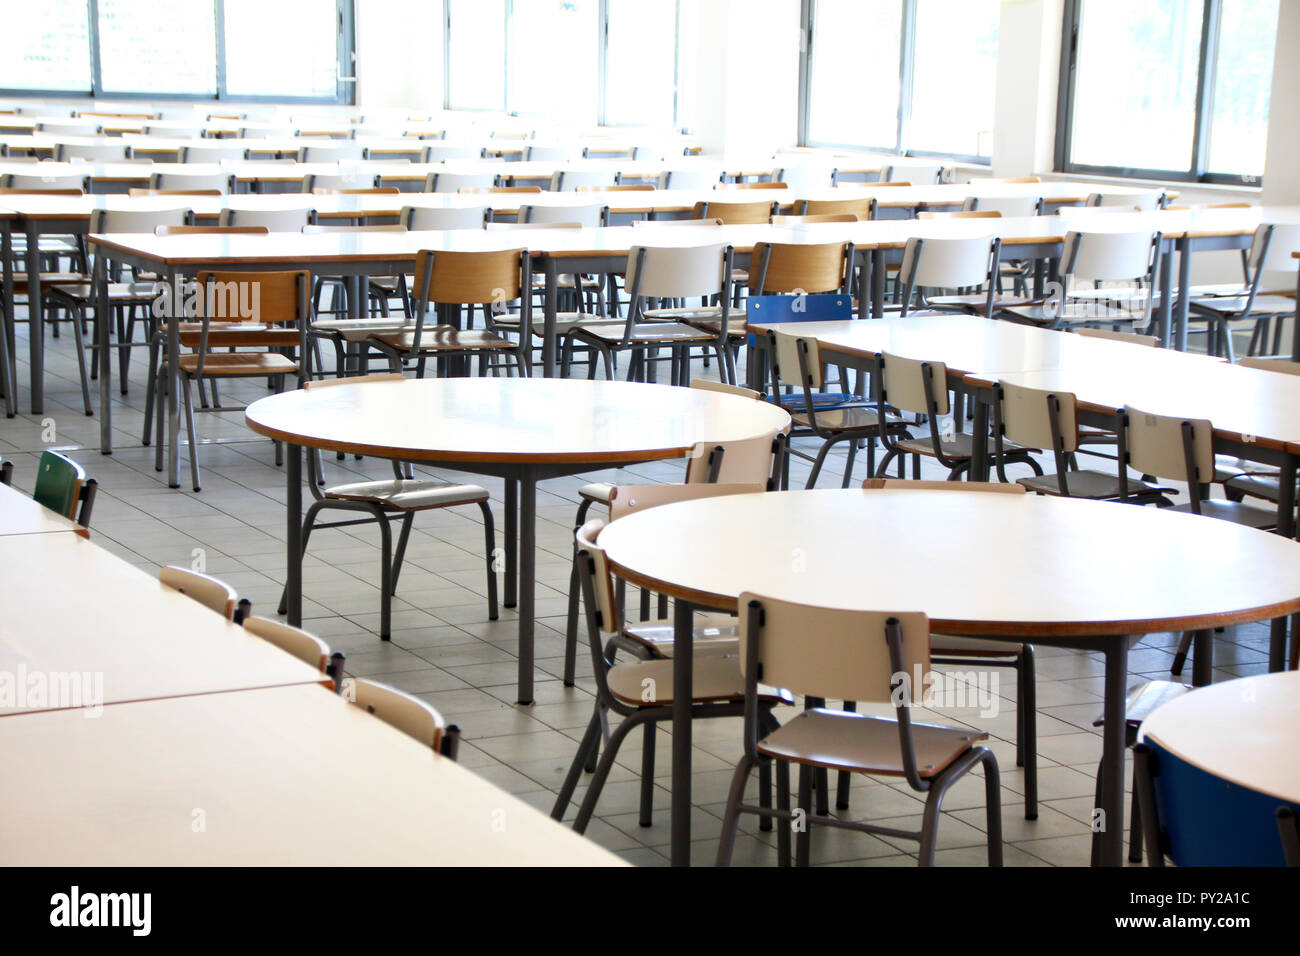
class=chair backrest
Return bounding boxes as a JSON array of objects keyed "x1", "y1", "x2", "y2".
[
  {"x1": 738, "y1": 593, "x2": 930, "y2": 706},
  {"x1": 799, "y1": 196, "x2": 875, "y2": 219},
  {"x1": 129, "y1": 187, "x2": 222, "y2": 197},
  {"x1": 884, "y1": 163, "x2": 942, "y2": 184},
  {"x1": 775, "y1": 165, "x2": 834, "y2": 192},
  {"x1": 150, "y1": 171, "x2": 234, "y2": 194},
  {"x1": 345, "y1": 677, "x2": 450, "y2": 756},
  {"x1": 1074, "y1": 327, "x2": 1158, "y2": 347},
  {"x1": 401, "y1": 204, "x2": 488, "y2": 230},
  {"x1": 423, "y1": 144, "x2": 486, "y2": 162},
  {"x1": 966, "y1": 194, "x2": 1042, "y2": 218},
  {"x1": 772, "y1": 213, "x2": 860, "y2": 225},
  {"x1": 413, "y1": 248, "x2": 525, "y2": 304},
  {"x1": 575, "y1": 519, "x2": 619, "y2": 638},
  {"x1": 862, "y1": 478, "x2": 1026, "y2": 493},
  {"x1": 194, "y1": 269, "x2": 310, "y2": 328},
  {"x1": 917, "y1": 210, "x2": 1001, "y2": 220},
  {"x1": 180, "y1": 144, "x2": 249, "y2": 163},
  {"x1": 1087, "y1": 190, "x2": 1164, "y2": 211},
  {"x1": 753, "y1": 240, "x2": 850, "y2": 295},
  {"x1": 898, "y1": 235, "x2": 997, "y2": 313},
  {"x1": 997, "y1": 380, "x2": 1080, "y2": 454},
  {"x1": 55, "y1": 142, "x2": 132, "y2": 162},
  {"x1": 219, "y1": 206, "x2": 316, "y2": 231},
  {"x1": 658, "y1": 168, "x2": 723, "y2": 190},
  {"x1": 298, "y1": 143, "x2": 366, "y2": 163},
  {"x1": 551, "y1": 168, "x2": 619, "y2": 192},
  {"x1": 155, "y1": 225, "x2": 269, "y2": 236},
  {"x1": 771, "y1": 329, "x2": 828, "y2": 390},
  {"x1": 304, "y1": 171, "x2": 382, "y2": 192},
  {"x1": 37, "y1": 120, "x2": 101, "y2": 136},
  {"x1": 242, "y1": 615, "x2": 330, "y2": 673},
  {"x1": 32, "y1": 450, "x2": 88, "y2": 522},
  {"x1": 877, "y1": 351, "x2": 950, "y2": 416},
  {"x1": 1121, "y1": 404, "x2": 1214, "y2": 486},
  {"x1": 1249, "y1": 222, "x2": 1300, "y2": 275},
  {"x1": 145, "y1": 124, "x2": 205, "y2": 138},
  {"x1": 607, "y1": 481, "x2": 766, "y2": 521},
  {"x1": 526, "y1": 144, "x2": 577, "y2": 162},
  {"x1": 1062, "y1": 230, "x2": 1159, "y2": 283},
  {"x1": 89, "y1": 207, "x2": 191, "y2": 233},
  {"x1": 4, "y1": 172, "x2": 89, "y2": 191},
  {"x1": 694, "y1": 198, "x2": 778, "y2": 225},
  {"x1": 1238, "y1": 356, "x2": 1300, "y2": 376},
  {"x1": 458, "y1": 185, "x2": 543, "y2": 195},
  {"x1": 519, "y1": 203, "x2": 607, "y2": 227},
  {"x1": 632, "y1": 217, "x2": 723, "y2": 228},
  {"x1": 312, "y1": 186, "x2": 400, "y2": 197},
  {"x1": 683, "y1": 431, "x2": 782, "y2": 486},
  {"x1": 159, "y1": 566, "x2": 240, "y2": 620},
  {"x1": 426, "y1": 171, "x2": 498, "y2": 193},
  {"x1": 626, "y1": 242, "x2": 729, "y2": 299}
]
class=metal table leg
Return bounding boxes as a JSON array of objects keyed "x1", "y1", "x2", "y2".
[
  {"x1": 1094, "y1": 637, "x2": 1129, "y2": 867},
  {"x1": 166, "y1": 267, "x2": 182, "y2": 487},
  {"x1": 542, "y1": 257, "x2": 559, "y2": 378},
  {"x1": 1157, "y1": 243, "x2": 1174, "y2": 348},
  {"x1": 504, "y1": 478, "x2": 517, "y2": 608},
  {"x1": 96, "y1": 252, "x2": 113, "y2": 452},
  {"x1": 671, "y1": 597, "x2": 694, "y2": 866},
  {"x1": 1270, "y1": 454, "x2": 1296, "y2": 671},
  {"x1": 24, "y1": 222, "x2": 43, "y2": 414},
  {"x1": 0, "y1": 221, "x2": 15, "y2": 418},
  {"x1": 516, "y1": 471, "x2": 536, "y2": 705},
  {"x1": 1175, "y1": 236, "x2": 1192, "y2": 352},
  {"x1": 286, "y1": 442, "x2": 303, "y2": 626}
]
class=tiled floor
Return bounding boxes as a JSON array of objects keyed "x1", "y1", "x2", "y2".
[{"x1": 0, "y1": 312, "x2": 1274, "y2": 866}]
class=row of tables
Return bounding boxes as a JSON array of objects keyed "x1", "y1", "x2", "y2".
[{"x1": 0, "y1": 481, "x2": 620, "y2": 865}]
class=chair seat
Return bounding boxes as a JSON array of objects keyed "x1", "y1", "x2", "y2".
[
  {"x1": 606, "y1": 655, "x2": 792, "y2": 707},
  {"x1": 897, "y1": 431, "x2": 1038, "y2": 461},
  {"x1": 927, "y1": 293, "x2": 1042, "y2": 314},
  {"x1": 177, "y1": 352, "x2": 299, "y2": 376},
  {"x1": 1189, "y1": 294, "x2": 1296, "y2": 317},
  {"x1": 1017, "y1": 469, "x2": 1171, "y2": 500},
  {"x1": 1169, "y1": 499, "x2": 1276, "y2": 529},
  {"x1": 312, "y1": 317, "x2": 425, "y2": 343},
  {"x1": 622, "y1": 612, "x2": 741, "y2": 659},
  {"x1": 323, "y1": 478, "x2": 489, "y2": 511},
  {"x1": 931, "y1": 635, "x2": 1025, "y2": 657},
  {"x1": 579, "y1": 482, "x2": 612, "y2": 505},
  {"x1": 1093, "y1": 679, "x2": 1190, "y2": 729},
  {"x1": 9, "y1": 272, "x2": 93, "y2": 295},
  {"x1": 570, "y1": 321, "x2": 718, "y2": 344},
  {"x1": 791, "y1": 404, "x2": 891, "y2": 432},
  {"x1": 1224, "y1": 472, "x2": 1294, "y2": 503},
  {"x1": 756, "y1": 707, "x2": 985, "y2": 778},
  {"x1": 371, "y1": 328, "x2": 516, "y2": 351},
  {"x1": 1001, "y1": 302, "x2": 1147, "y2": 327},
  {"x1": 47, "y1": 280, "x2": 159, "y2": 303}
]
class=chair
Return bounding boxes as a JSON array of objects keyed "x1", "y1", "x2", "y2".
[
  {"x1": 771, "y1": 213, "x2": 860, "y2": 225},
  {"x1": 873, "y1": 351, "x2": 1043, "y2": 481},
  {"x1": 774, "y1": 166, "x2": 834, "y2": 192},
  {"x1": 964, "y1": 194, "x2": 1042, "y2": 218},
  {"x1": 32, "y1": 450, "x2": 97, "y2": 530},
  {"x1": 896, "y1": 234, "x2": 1028, "y2": 317},
  {"x1": 154, "y1": 225, "x2": 269, "y2": 236},
  {"x1": 715, "y1": 595, "x2": 1002, "y2": 867},
  {"x1": 344, "y1": 677, "x2": 460, "y2": 759},
  {"x1": 993, "y1": 380, "x2": 1172, "y2": 501},
  {"x1": 552, "y1": 507, "x2": 792, "y2": 832},
  {"x1": 364, "y1": 249, "x2": 527, "y2": 377},
  {"x1": 144, "y1": 124, "x2": 206, "y2": 138},
  {"x1": 160, "y1": 566, "x2": 247, "y2": 622},
  {"x1": 549, "y1": 169, "x2": 618, "y2": 192},
  {"x1": 304, "y1": 172, "x2": 382, "y2": 192},
  {"x1": 882, "y1": 163, "x2": 943, "y2": 184},
  {"x1": 128, "y1": 188, "x2": 223, "y2": 198},
  {"x1": 36, "y1": 120, "x2": 102, "y2": 137},
  {"x1": 796, "y1": 195, "x2": 877, "y2": 219},
  {"x1": 3, "y1": 172, "x2": 90, "y2": 191},
  {"x1": 999, "y1": 230, "x2": 1161, "y2": 332},
  {"x1": 218, "y1": 206, "x2": 316, "y2": 232},
  {"x1": 242, "y1": 615, "x2": 344, "y2": 691},
  {"x1": 563, "y1": 243, "x2": 734, "y2": 384},
  {"x1": 1086, "y1": 190, "x2": 1165, "y2": 211},
  {"x1": 401, "y1": 205, "x2": 488, "y2": 230},
  {"x1": 525, "y1": 144, "x2": 577, "y2": 162},
  {"x1": 422, "y1": 144, "x2": 486, "y2": 162},
  {"x1": 150, "y1": 171, "x2": 235, "y2": 194},
  {"x1": 297, "y1": 143, "x2": 366, "y2": 163},
  {"x1": 424, "y1": 171, "x2": 499, "y2": 193},
  {"x1": 179, "y1": 144, "x2": 250, "y2": 164},
  {"x1": 657, "y1": 168, "x2": 723, "y2": 190},
  {"x1": 1187, "y1": 224, "x2": 1300, "y2": 361},
  {"x1": 152, "y1": 270, "x2": 309, "y2": 491},
  {"x1": 55, "y1": 143, "x2": 133, "y2": 162},
  {"x1": 693, "y1": 198, "x2": 779, "y2": 225}
]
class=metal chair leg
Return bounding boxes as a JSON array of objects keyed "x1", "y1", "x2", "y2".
[
  {"x1": 714, "y1": 754, "x2": 755, "y2": 867},
  {"x1": 573, "y1": 711, "x2": 650, "y2": 834},
  {"x1": 639, "y1": 723, "x2": 656, "y2": 827},
  {"x1": 477, "y1": 501, "x2": 499, "y2": 621},
  {"x1": 552, "y1": 710, "x2": 602, "y2": 821}
]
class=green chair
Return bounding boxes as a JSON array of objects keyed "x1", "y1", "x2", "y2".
[{"x1": 32, "y1": 451, "x2": 97, "y2": 529}]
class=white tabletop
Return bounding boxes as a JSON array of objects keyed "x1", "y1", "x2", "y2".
[
  {"x1": 0, "y1": 683, "x2": 623, "y2": 865},
  {"x1": 0, "y1": 482, "x2": 84, "y2": 537},
  {"x1": 1139, "y1": 670, "x2": 1300, "y2": 804}
]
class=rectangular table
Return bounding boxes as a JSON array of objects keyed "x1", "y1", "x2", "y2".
[{"x1": 0, "y1": 481, "x2": 86, "y2": 537}]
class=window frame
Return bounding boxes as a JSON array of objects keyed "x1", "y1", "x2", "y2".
[
  {"x1": 1055, "y1": 0, "x2": 1268, "y2": 186},
  {"x1": 0, "y1": 0, "x2": 356, "y2": 106},
  {"x1": 797, "y1": 0, "x2": 997, "y2": 166}
]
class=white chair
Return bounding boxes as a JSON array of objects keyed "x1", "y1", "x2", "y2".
[
  {"x1": 303, "y1": 171, "x2": 382, "y2": 192},
  {"x1": 400, "y1": 205, "x2": 488, "y2": 229},
  {"x1": 3, "y1": 171, "x2": 90, "y2": 191},
  {"x1": 526, "y1": 144, "x2": 577, "y2": 162},
  {"x1": 883, "y1": 162, "x2": 942, "y2": 184},
  {"x1": 774, "y1": 165, "x2": 834, "y2": 192},
  {"x1": 1187, "y1": 223, "x2": 1300, "y2": 360},
  {"x1": 150, "y1": 170, "x2": 235, "y2": 194},
  {"x1": 1000, "y1": 230, "x2": 1161, "y2": 332},
  {"x1": 344, "y1": 677, "x2": 458, "y2": 758},
  {"x1": 37, "y1": 120, "x2": 102, "y2": 137},
  {"x1": 160, "y1": 566, "x2": 247, "y2": 621},
  {"x1": 518, "y1": 203, "x2": 607, "y2": 227},
  {"x1": 297, "y1": 143, "x2": 367, "y2": 163},
  {"x1": 424, "y1": 170, "x2": 498, "y2": 193},
  {"x1": 964, "y1": 194, "x2": 1042, "y2": 218},
  {"x1": 239, "y1": 126, "x2": 299, "y2": 139},
  {"x1": 219, "y1": 206, "x2": 316, "y2": 231},
  {"x1": 1087, "y1": 191, "x2": 1165, "y2": 211},
  {"x1": 242, "y1": 615, "x2": 342, "y2": 690},
  {"x1": 422, "y1": 144, "x2": 486, "y2": 162},
  {"x1": 896, "y1": 234, "x2": 1006, "y2": 316},
  {"x1": 180, "y1": 143, "x2": 249, "y2": 164},
  {"x1": 143, "y1": 124, "x2": 205, "y2": 138},
  {"x1": 657, "y1": 167, "x2": 723, "y2": 190},
  {"x1": 55, "y1": 143, "x2": 133, "y2": 162},
  {"x1": 715, "y1": 594, "x2": 1001, "y2": 867},
  {"x1": 549, "y1": 168, "x2": 619, "y2": 191}
]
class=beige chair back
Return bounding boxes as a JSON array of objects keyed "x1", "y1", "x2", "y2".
[
  {"x1": 242, "y1": 616, "x2": 330, "y2": 672},
  {"x1": 800, "y1": 196, "x2": 874, "y2": 219},
  {"x1": 694, "y1": 199, "x2": 777, "y2": 224},
  {"x1": 684, "y1": 435, "x2": 779, "y2": 484},
  {"x1": 1238, "y1": 356, "x2": 1300, "y2": 376},
  {"x1": 414, "y1": 248, "x2": 525, "y2": 303},
  {"x1": 160, "y1": 566, "x2": 238, "y2": 619},
  {"x1": 1123, "y1": 405, "x2": 1214, "y2": 483},
  {"x1": 626, "y1": 243, "x2": 727, "y2": 299},
  {"x1": 738, "y1": 593, "x2": 930, "y2": 705},
  {"x1": 998, "y1": 381, "x2": 1080, "y2": 453},
  {"x1": 752, "y1": 241, "x2": 849, "y2": 294},
  {"x1": 345, "y1": 677, "x2": 447, "y2": 754},
  {"x1": 879, "y1": 351, "x2": 950, "y2": 416},
  {"x1": 772, "y1": 330, "x2": 825, "y2": 389},
  {"x1": 575, "y1": 519, "x2": 618, "y2": 636}
]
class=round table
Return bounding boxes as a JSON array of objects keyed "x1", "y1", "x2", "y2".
[
  {"x1": 245, "y1": 377, "x2": 791, "y2": 704},
  {"x1": 1137, "y1": 670, "x2": 1300, "y2": 864},
  {"x1": 597, "y1": 487, "x2": 1300, "y2": 866}
]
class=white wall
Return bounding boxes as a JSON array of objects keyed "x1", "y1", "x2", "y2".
[
  {"x1": 1261, "y1": 0, "x2": 1300, "y2": 204},
  {"x1": 991, "y1": 0, "x2": 1063, "y2": 178},
  {"x1": 353, "y1": 0, "x2": 443, "y2": 116}
]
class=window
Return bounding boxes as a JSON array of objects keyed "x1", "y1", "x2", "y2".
[
  {"x1": 225, "y1": 0, "x2": 341, "y2": 98},
  {"x1": 801, "y1": 0, "x2": 999, "y2": 161},
  {"x1": 0, "y1": 2, "x2": 92, "y2": 91},
  {"x1": 508, "y1": 0, "x2": 599, "y2": 121},
  {"x1": 446, "y1": 0, "x2": 506, "y2": 111},
  {"x1": 0, "y1": 0, "x2": 353, "y2": 103},
  {"x1": 604, "y1": 0, "x2": 679, "y2": 129},
  {"x1": 1058, "y1": 0, "x2": 1279, "y2": 184}
]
